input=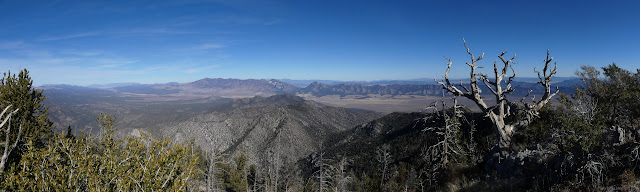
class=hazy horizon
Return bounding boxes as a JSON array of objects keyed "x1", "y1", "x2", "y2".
[
  {"x1": 34, "y1": 75, "x2": 580, "y2": 87},
  {"x1": 2, "y1": 1, "x2": 638, "y2": 86}
]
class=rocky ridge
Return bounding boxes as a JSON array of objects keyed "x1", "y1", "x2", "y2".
[{"x1": 157, "y1": 94, "x2": 380, "y2": 165}]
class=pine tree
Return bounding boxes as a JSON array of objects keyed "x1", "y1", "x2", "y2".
[
  {"x1": 0, "y1": 69, "x2": 53, "y2": 172},
  {"x1": 2, "y1": 113, "x2": 200, "y2": 191}
]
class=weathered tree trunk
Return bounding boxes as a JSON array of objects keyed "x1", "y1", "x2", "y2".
[
  {"x1": 436, "y1": 39, "x2": 558, "y2": 154},
  {"x1": 488, "y1": 113, "x2": 511, "y2": 151},
  {"x1": 0, "y1": 105, "x2": 20, "y2": 173}
]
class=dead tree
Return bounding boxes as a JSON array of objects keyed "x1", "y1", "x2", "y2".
[
  {"x1": 0, "y1": 105, "x2": 20, "y2": 173},
  {"x1": 423, "y1": 94, "x2": 464, "y2": 166},
  {"x1": 435, "y1": 39, "x2": 558, "y2": 152},
  {"x1": 420, "y1": 95, "x2": 465, "y2": 188},
  {"x1": 312, "y1": 152, "x2": 332, "y2": 192},
  {"x1": 265, "y1": 130, "x2": 282, "y2": 192},
  {"x1": 376, "y1": 144, "x2": 392, "y2": 189},
  {"x1": 206, "y1": 150, "x2": 223, "y2": 192},
  {"x1": 331, "y1": 156, "x2": 352, "y2": 192}
]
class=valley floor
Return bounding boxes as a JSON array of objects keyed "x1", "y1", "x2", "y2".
[{"x1": 301, "y1": 94, "x2": 495, "y2": 114}]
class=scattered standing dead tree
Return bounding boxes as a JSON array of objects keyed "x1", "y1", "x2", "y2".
[
  {"x1": 420, "y1": 94, "x2": 466, "y2": 188},
  {"x1": 376, "y1": 144, "x2": 393, "y2": 189},
  {"x1": 435, "y1": 39, "x2": 559, "y2": 153},
  {"x1": 206, "y1": 150, "x2": 223, "y2": 192},
  {"x1": 313, "y1": 152, "x2": 332, "y2": 192},
  {"x1": 331, "y1": 156, "x2": 351, "y2": 192},
  {"x1": 0, "y1": 105, "x2": 20, "y2": 173},
  {"x1": 423, "y1": 94, "x2": 464, "y2": 166}
]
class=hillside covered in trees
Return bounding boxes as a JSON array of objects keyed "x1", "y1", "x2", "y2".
[{"x1": 1, "y1": 58, "x2": 640, "y2": 191}]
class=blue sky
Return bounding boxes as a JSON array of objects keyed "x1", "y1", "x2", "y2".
[{"x1": 1, "y1": 0, "x2": 638, "y2": 86}]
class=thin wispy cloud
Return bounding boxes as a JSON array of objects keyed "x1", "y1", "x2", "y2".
[
  {"x1": 183, "y1": 65, "x2": 220, "y2": 74},
  {"x1": 39, "y1": 28, "x2": 192, "y2": 42},
  {"x1": 0, "y1": 43, "x2": 143, "y2": 85},
  {"x1": 96, "y1": 59, "x2": 138, "y2": 68},
  {"x1": 204, "y1": 14, "x2": 282, "y2": 26},
  {"x1": 29, "y1": 65, "x2": 151, "y2": 85},
  {"x1": 97, "y1": 59, "x2": 137, "y2": 64},
  {"x1": 60, "y1": 49, "x2": 104, "y2": 56},
  {"x1": 208, "y1": 16, "x2": 258, "y2": 25},
  {"x1": 207, "y1": 0, "x2": 285, "y2": 14},
  {"x1": 2, "y1": 56, "x2": 147, "y2": 86},
  {"x1": 163, "y1": 16, "x2": 203, "y2": 27},
  {"x1": 197, "y1": 43, "x2": 225, "y2": 50},
  {"x1": 2, "y1": 54, "x2": 136, "y2": 69},
  {"x1": 36, "y1": 57, "x2": 82, "y2": 64},
  {"x1": 0, "y1": 41, "x2": 25, "y2": 49},
  {"x1": 17, "y1": 49, "x2": 53, "y2": 57},
  {"x1": 0, "y1": 58, "x2": 32, "y2": 69},
  {"x1": 39, "y1": 32, "x2": 101, "y2": 41},
  {"x1": 262, "y1": 18, "x2": 281, "y2": 26},
  {"x1": 165, "y1": 43, "x2": 229, "y2": 56},
  {"x1": 116, "y1": 27, "x2": 196, "y2": 36},
  {"x1": 38, "y1": 26, "x2": 196, "y2": 43}
]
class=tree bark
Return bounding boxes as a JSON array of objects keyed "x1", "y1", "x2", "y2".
[
  {"x1": 436, "y1": 40, "x2": 558, "y2": 153},
  {"x1": 0, "y1": 105, "x2": 20, "y2": 173}
]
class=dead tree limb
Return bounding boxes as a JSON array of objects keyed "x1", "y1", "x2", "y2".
[
  {"x1": 435, "y1": 40, "x2": 559, "y2": 153},
  {"x1": 0, "y1": 105, "x2": 20, "y2": 173}
]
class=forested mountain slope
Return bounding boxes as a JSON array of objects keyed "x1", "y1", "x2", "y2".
[{"x1": 158, "y1": 94, "x2": 380, "y2": 166}]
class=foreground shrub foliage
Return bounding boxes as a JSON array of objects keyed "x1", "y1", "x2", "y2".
[
  {"x1": 1, "y1": 113, "x2": 200, "y2": 191},
  {"x1": 0, "y1": 69, "x2": 53, "y2": 172}
]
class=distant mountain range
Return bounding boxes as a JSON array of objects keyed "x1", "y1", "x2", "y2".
[
  {"x1": 86, "y1": 82, "x2": 141, "y2": 88},
  {"x1": 278, "y1": 77, "x2": 579, "y2": 87},
  {"x1": 42, "y1": 77, "x2": 582, "y2": 99}
]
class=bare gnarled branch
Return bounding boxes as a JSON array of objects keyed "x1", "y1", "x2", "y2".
[
  {"x1": 1, "y1": 105, "x2": 21, "y2": 173},
  {"x1": 435, "y1": 40, "x2": 559, "y2": 151}
]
